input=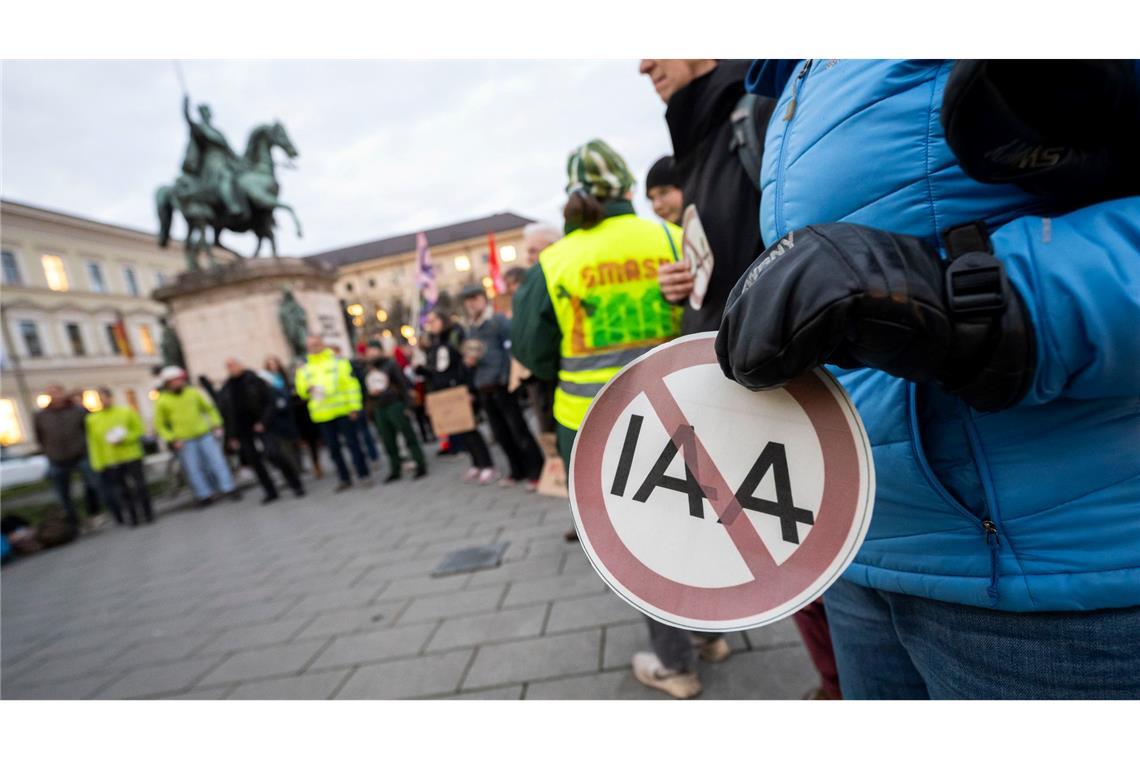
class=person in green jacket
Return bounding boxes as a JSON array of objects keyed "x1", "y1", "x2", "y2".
[
  {"x1": 86, "y1": 387, "x2": 153, "y2": 526},
  {"x1": 154, "y1": 366, "x2": 240, "y2": 507}
]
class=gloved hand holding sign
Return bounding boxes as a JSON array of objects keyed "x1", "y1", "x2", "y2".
[{"x1": 715, "y1": 221, "x2": 1036, "y2": 412}]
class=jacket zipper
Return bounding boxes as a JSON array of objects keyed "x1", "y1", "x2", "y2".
[
  {"x1": 960, "y1": 401, "x2": 1005, "y2": 602},
  {"x1": 906, "y1": 385, "x2": 1003, "y2": 603},
  {"x1": 773, "y1": 59, "x2": 813, "y2": 238}
]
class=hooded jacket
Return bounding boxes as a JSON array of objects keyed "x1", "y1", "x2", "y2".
[
  {"x1": 746, "y1": 59, "x2": 1140, "y2": 612},
  {"x1": 666, "y1": 60, "x2": 774, "y2": 334}
]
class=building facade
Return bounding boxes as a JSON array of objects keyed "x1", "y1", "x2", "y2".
[
  {"x1": 307, "y1": 212, "x2": 534, "y2": 343},
  {"x1": 0, "y1": 200, "x2": 223, "y2": 454}
]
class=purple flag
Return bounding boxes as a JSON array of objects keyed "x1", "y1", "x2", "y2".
[{"x1": 416, "y1": 232, "x2": 437, "y2": 325}]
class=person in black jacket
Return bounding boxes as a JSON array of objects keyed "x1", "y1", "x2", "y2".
[
  {"x1": 363, "y1": 341, "x2": 427, "y2": 482},
  {"x1": 416, "y1": 310, "x2": 496, "y2": 485},
  {"x1": 221, "y1": 358, "x2": 304, "y2": 503},
  {"x1": 645, "y1": 155, "x2": 684, "y2": 224}
]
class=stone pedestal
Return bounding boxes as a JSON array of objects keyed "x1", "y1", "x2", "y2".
[{"x1": 154, "y1": 257, "x2": 350, "y2": 382}]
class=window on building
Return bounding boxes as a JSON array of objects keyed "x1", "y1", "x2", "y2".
[
  {"x1": 123, "y1": 266, "x2": 140, "y2": 297},
  {"x1": 124, "y1": 388, "x2": 139, "y2": 411},
  {"x1": 0, "y1": 399, "x2": 25, "y2": 446},
  {"x1": 42, "y1": 255, "x2": 69, "y2": 292},
  {"x1": 2, "y1": 250, "x2": 23, "y2": 285},
  {"x1": 65, "y1": 323, "x2": 86, "y2": 356},
  {"x1": 155, "y1": 271, "x2": 167, "y2": 288},
  {"x1": 454, "y1": 255, "x2": 471, "y2": 272},
  {"x1": 368, "y1": 277, "x2": 376, "y2": 288},
  {"x1": 138, "y1": 324, "x2": 156, "y2": 355},
  {"x1": 106, "y1": 324, "x2": 122, "y2": 355},
  {"x1": 19, "y1": 320, "x2": 44, "y2": 357},
  {"x1": 86, "y1": 261, "x2": 106, "y2": 293},
  {"x1": 345, "y1": 282, "x2": 354, "y2": 293}
]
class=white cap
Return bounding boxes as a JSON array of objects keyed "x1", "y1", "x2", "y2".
[{"x1": 159, "y1": 366, "x2": 187, "y2": 384}]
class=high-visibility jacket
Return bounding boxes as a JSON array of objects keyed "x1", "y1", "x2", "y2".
[
  {"x1": 85, "y1": 405, "x2": 145, "y2": 471},
  {"x1": 155, "y1": 387, "x2": 222, "y2": 442},
  {"x1": 538, "y1": 214, "x2": 682, "y2": 430},
  {"x1": 294, "y1": 349, "x2": 363, "y2": 423}
]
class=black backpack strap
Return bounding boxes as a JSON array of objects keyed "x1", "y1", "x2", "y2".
[{"x1": 729, "y1": 93, "x2": 776, "y2": 192}]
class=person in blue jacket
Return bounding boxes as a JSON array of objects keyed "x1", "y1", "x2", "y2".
[{"x1": 716, "y1": 59, "x2": 1140, "y2": 699}]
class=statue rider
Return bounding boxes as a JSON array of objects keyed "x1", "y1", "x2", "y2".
[{"x1": 181, "y1": 95, "x2": 244, "y2": 218}]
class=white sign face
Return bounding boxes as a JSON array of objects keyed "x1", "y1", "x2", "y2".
[
  {"x1": 681, "y1": 205, "x2": 714, "y2": 311},
  {"x1": 569, "y1": 333, "x2": 874, "y2": 632}
]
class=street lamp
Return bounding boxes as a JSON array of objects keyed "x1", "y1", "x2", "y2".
[
  {"x1": 376, "y1": 308, "x2": 388, "y2": 322},
  {"x1": 400, "y1": 325, "x2": 415, "y2": 340}
]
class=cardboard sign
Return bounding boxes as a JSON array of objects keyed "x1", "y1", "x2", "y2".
[
  {"x1": 681, "y1": 205, "x2": 714, "y2": 311},
  {"x1": 569, "y1": 333, "x2": 874, "y2": 632},
  {"x1": 425, "y1": 386, "x2": 477, "y2": 436},
  {"x1": 535, "y1": 432, "x2": 568, "y2": 498}
]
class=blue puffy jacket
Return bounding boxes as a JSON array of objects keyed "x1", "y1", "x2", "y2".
[{"x1": 747, "y1": 59, "x2": 1140, "y2": 612}]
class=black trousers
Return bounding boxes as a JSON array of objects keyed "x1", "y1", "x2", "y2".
[
  {"x1": 104, "y1": 459, "x2": 153, "y2": 525},
  {"x1": 238, "y1": 433, "x2": 303, "y2": 498},
  {"x1": 453, "y1": 430, "x2": 493, "y2": 470},
  {"x1": 480, "y1": 385, "x2": 544, "y2": 481}
]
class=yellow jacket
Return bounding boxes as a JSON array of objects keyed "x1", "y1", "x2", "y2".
[
  {"x1": 85, "y1": 405, "x2": 145, "y2": 471},
  {"x1": 294, "y1": 349, "x2": 362, "y2": 423}
]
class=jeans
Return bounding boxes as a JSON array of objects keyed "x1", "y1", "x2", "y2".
[
  {"x1": 481, "y1": 385, "x2": 544, "y2": 481},
  {"x1": 352, "y1": 413, "x2": 380, "y2": 462},
  {"x1": 319, "y1": 415, "x2": 370, "y2": 485},
  {"x1": 104, "y1": 459, "x2": 153, "y2": 525},
  {"x1": 177, "y1": 433, "x2": 235, "y2": 501},
  {"x1": 646, "y1": 618, "x2": 723, "y2": 673},
  {"x1": 824, "y1": 577, "x2": 1140, "y2": 699},
  {"x1": 47, "y1": 457, "x2": 103, "y2": 522}
]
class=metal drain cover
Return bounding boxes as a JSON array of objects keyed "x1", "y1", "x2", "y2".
[{"x1": 432, "y1": 542, "x2": 510, "y2": 577}]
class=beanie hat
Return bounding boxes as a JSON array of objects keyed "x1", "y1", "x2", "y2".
[
  {"x1": 565, "y1": 139, "x2": 635, "y2": 200},
  {"x1": 645, "y1": 155, "x2": 680, "y2": 195}
]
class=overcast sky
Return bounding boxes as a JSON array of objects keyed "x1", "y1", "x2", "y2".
[{"x1": 1, "y1": 60, "x2": 674, "y2": 256}]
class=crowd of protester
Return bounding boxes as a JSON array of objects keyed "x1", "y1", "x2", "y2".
[{"x1": 13, "y1": 58, "x2": 1139, "y2": 701}]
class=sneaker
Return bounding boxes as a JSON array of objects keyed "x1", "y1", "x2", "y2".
[
  {"x1": 692, "y1": 635, "x2": 732, "y2": 664},
  {"x1": 631, "y1": 652, "x2": 702, "y2": 699},
  {"x1": 334, "y1": 481, "x2": 352, "y2": 493},
  {"x1": 260, "y1": 494, "x2": 280, "y2": 505},
  {"x1": 413, "y1": 466, "x2": 428, "y2": 479},
  {"x1": 462, "y1": 467, "x2": 480, "y2": 483},
  {"x1": 499, "y1": 477, "x2": 517, "y2": 488},
  {"x1": 477, "y1": 468, "x2": 497, "y2": 485}
]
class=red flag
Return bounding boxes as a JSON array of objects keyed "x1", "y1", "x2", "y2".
[
  {"x1": 487, "y1": 232, "x2": 505, "y2": 296},
  {"x1": 112, "y1": 312, "x2": 134, "y2": 359}
]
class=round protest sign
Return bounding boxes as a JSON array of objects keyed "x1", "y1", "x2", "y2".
[{"x1": 569, "y1": 333, "x2": 874, "y2": 632}]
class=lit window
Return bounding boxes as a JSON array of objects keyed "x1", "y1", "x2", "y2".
[
  {"x1": 65, "y1": 323, "x2": 86, "y2": 357},
  {"x1": 86, "y1": 262, "x2": 106, "y2": 293},
  {"x1": 106, "y1": 324, "x2": 122, "y2": 356},
  {"x1": 81, "y1": 390, "x2": 103, "y2": 412},
  {"x1": 376, "y1": 308, "x2": 388, "y2": 322},
  {"x1": 124, "y1": 266, "x2": 140, "y2": 297},
  {"x1": 0, "y1": 399, "x2": 25, "y2": 445},
  {"x1": 454, "y1": 255, "x2": 471, "y2": 272},
  {"x1": 138, "y1": 324, "x2": 156, "y2": 355},
  {"x1": 125, "y1": 389, "x2": 139, "y2": 411},
  {"x1": 2, "y1": 250, "x2": 23, "y2": 285},
  {"x1": 500, "y1": 245, "x2": 517, "y2": 262},
  {"x1": 19, "y1": 320, "x2": 44, "y2": 358},
  {"x1": 43, "y1": 255, "x2": 69, "y2": 292},
  {"x1": 346, "y1": 303, "x2": 364, "y2": 317}
]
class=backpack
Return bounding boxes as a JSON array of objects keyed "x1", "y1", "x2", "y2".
[
  {"x1": 728, "y1": 94, "x2": 776, "y2": 191},
  {"x1": 36, "y1": 512, "x2": 79, "y2": 548}
]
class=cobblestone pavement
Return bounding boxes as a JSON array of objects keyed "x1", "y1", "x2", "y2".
[{"x1": 1, "y1": 454, "x2": 815, "y2": 700}]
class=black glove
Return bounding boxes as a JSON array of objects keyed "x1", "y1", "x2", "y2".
[
  {"x1": 942, "y1": 60, "x2": 1140, "y2": 207},
  {"x1": 715, "y1": 223, "x2": 1036, "y2": 412}
]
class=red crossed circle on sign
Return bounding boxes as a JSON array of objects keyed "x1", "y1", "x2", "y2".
[{"x1": 571, "y1": 335, "x2": 864, "y2": 624}]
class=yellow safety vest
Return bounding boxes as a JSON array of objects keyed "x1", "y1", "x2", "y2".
[
  {"x1": 294, "y1": 350, "x2": 363, "y2": 423},
  {"x1": 541, "y1": 214, "x2": 682, "y2": 430}
]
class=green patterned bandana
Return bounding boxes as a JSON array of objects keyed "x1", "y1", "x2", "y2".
[{"x1": 566, "y1": 139, "x2": 635, "y2": 200}]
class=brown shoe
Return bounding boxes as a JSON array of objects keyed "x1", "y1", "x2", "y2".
[
  {"x1": 631, "y1": 653, "x2": 702, "y2": 699},
  {"x1": 692, "y1": 635, "x2": 732, "y2": 664}
]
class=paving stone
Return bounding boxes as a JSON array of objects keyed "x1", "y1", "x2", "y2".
[
  {"x1": 108, "y1": 631, "x2": 219, "y2": 670},
  {"x1": 293, "y1": 601, "x2": 406, "y2": 640},
  {"x1": 501, "y1": 572, "x2": 605, "y2": 608},
  {"x1": 742, "y1": 618, "x2": 804, "y2": 651},
  {"x1": 695, "y1": 646, "x2": 817, "y2": 699},
  {"x1": 524, "y1": 669, "x2": 670, "y2": 700},
  {"x1": 545, "y1": 592, "x2": 641, "y2": 634},
  {"x1": 1, "y1": 672, "x2": 121, "y2": 700},
  {"x1": 286, "y1": 587, "x2": 382, "y2": 616},
  {"x1": 227, "y1": 669, "x2": 351, "y2": 700},
  {"x1": 198, "y1": 617, "x2": 313, "y2": 655},
  {"x1": 198, "y1": 639, "x2": 329, "y2": 686},
  {"x1": 446, "y1": 685, "x2": 524, "y2": 700},
  {"x1": 95, "y1": 655, "x2": 224, "y2": 699},
  {"x1": 204, "y1": 598, "x2": 300, "y2": 629},
  {"x1": 5, "y1": 644, "x2": 128, "y2": 685},
  {"x1": 463, "y1": 629, "x2": 601, "y2": 690},
  {"x1": 160, "y1": 686, "x2": 233, "y2": 700},
  {"x1": 335, "y1": 650, "x2": 473, "y2": 699},
  {"x1": 376, "y1": 573, "x2": 469, "y2": 601},
  {"x1": 307, "y1": 622, "x2": 437, "y2": 670},
  {"x1": 398, "y1": 586, "x2": 505, "y2": 624},
  {"x1": 426, "y1": 605, "x2": 547, "y2": 652},
  {"x1": 464, "y1": 555, "x2": 563, "y2": 589}
]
